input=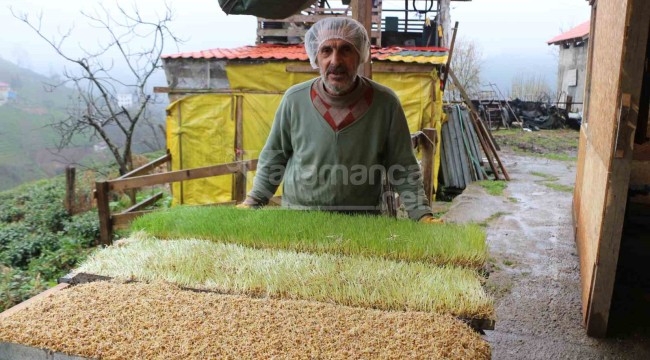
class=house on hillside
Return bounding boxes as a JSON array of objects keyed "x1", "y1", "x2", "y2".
[
  {"x1": 547, "y1": 21, "x2": 590, "y2": 112},
  {"x1": 116, "y1": 93, "x2": 134, "y2": 108},
  {"x1": 0, "y1": 82, "x2": 10, "y2": 105}
]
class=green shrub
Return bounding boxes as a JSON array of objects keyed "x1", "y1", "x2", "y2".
[{"x1": 63, "y1": 211, "x2": 100, "y2": 246}]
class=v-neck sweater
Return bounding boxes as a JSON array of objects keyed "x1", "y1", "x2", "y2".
[{"x1": 249, "y1": 77, "x2": 432, "y2": 220}]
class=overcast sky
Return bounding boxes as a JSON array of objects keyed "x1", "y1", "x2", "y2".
[{"x1": 1, "y1": 0, "x2": 590, "y2": 89}]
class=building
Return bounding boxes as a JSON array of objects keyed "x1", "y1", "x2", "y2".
[
  {"x1": 116, "y1": 93, "x2": 134, "y2": 108},
  {"x1": 0, "y1": 82, "x2": 10, "y2": 105},
  {"x1": 547, "y1": 21, "x2": 590, "y2": 112}
]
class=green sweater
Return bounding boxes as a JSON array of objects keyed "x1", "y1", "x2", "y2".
[{"x1": 249, "y1": 77, "x2": 432, "y2": 220}]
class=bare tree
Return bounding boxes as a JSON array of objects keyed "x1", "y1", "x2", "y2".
[
  {"x1": 12, "y1": 3, "x2": 181, "y2": 175},
  {"x1": 446, "y1": 37, "x2": 483, "y2": 101},
  {"x1": 510, "y1": 73, "x2": 553, "y2": 102}
]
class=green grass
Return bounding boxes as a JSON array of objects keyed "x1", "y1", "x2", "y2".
[
  {"x1": 531, "y1": 171, "x2": 574, "y2": 193},
  {"x1": 77, "y1": 236, "x2": 494, "y2": 319},
  {"x1": 476, "y1": 180, "x2": 507, "y2": 196},
  {"x1": 543, "y1": 183, "x2": 574, "y2": 193},
  {"x1": 478, "y1": 212, "x2": 509, "y2": 228},
  {"x1": 542, "y1": 153, "x2": 576, "y2": 162},
  {"x1": 130, "y1": 206, "x2": 488, "y2": 269},
  {"x1": 530, "y1": 171, "x2": 558, "y2": 181}
]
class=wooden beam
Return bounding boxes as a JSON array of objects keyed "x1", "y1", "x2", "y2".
[
  {"x1": 233, "y1": 96, "x2": 247, "y2": 203},
  {"x1": 584, "y1": 0, "x2": 650, "y2": 337},
  {"x1": 285, "y1": 63, "x2": 435, "y2": 74},
  {"x1": 65, "y1": 166, "x2": 76, "y2": 215},
  {"x1": 421, "y1": 128, "x2": 438, "y2": 204},
  {"x1": 353, "y1": 0, "x2": 373, "y2": 78},
  {"x1": 119, "y1": 192, "x2": 163, "y2": 214},
  {"x1": 96, "y1": 181, "x2": 112, "y2": 246},
  {"x1": 116, "y1": 151, "x2": 171, "y2": 180},
  {"x1": 447, "y1": 68, "x2": 503, "y2": 180},
  {"x1": 442, "y1": 21, "x2": 458, "y2": 90},
  {"x1": 258, "y1": 14, "x2": 380, "y2": 23},
  {"x1": 108, "y1": 159, "x2": 258, "y2": 192},
  {"x1": 112, "y1": 210, "x2": 157, "y2": 230},
  {"x1": 154, "y1": 87, "x2": 285, "y2": 95},
  {"x1": 0, "y1": 283, "x2": 69, "y2": 321}
]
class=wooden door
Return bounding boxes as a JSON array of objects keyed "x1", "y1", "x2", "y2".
[{"x1": 573, "y1": 0, "x2": 650, "y2": 337}]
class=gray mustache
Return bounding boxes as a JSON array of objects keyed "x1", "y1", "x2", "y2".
[{"x1": 327, "y1": 66, "x2": 348, "y2": 75}]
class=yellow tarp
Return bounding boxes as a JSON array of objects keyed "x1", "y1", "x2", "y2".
[
  {"x1": 166, "y1": 61, "x2": 444, "y2": 205},
  {"x1": 166, "y1": 94, "x2": 235, "y2": 205}
]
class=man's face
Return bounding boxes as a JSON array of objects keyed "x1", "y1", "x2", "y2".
[{"x1": 317, "y1": 39, "x2": 360, "y2": 95}]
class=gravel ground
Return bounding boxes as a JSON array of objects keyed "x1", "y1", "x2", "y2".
[
  {"x1": 443, "y1": 149, "x2": 650, "y2": 359},
  {"x1": 0, "y1": 281, "x2": 490, "y2": 359}
]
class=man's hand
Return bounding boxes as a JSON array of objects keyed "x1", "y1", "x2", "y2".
[
  {"x1": 419, "y1": 215, "x2": 444, "y2": 224},
  {"x1": 236, "y1": 196, "x2": 264, "y2": 209}
]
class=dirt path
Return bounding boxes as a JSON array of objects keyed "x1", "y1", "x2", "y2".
[{"x1": 443, "y1": 150, "x2": 650, "y2": 359}]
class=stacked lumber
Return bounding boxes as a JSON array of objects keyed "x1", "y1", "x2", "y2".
[{"x1": 440, "y1": 104, "x2": 486, "y2": 189}]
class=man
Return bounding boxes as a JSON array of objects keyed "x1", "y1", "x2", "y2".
[{"x1": 240, "y1": 17, "x2": 440, "y2": 223}]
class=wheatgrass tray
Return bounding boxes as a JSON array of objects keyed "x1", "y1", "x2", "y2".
[
  {"x1": 130, "y1": 206, "x2": 488, "y2": 269},
  {"x1": 75, "y1": 235, "x2": 494, "y2": 322},
  {"x1": 0, "y1": 281, "x2": 490, "y2": 360}
]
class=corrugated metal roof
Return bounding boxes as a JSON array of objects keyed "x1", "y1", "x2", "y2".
[
  {"x1": 547, "y1": 21, "x2": 590, "y2": 45},
  {"x1": 162, "y1": 44, "x2": 449, "y2": 64}
]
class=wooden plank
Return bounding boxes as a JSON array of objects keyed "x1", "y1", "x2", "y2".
[
  {"x1": 257, "y1": 28, "x2": 308, "y2": 37},
  {"x1": 116, "y1": 152, "x2": 171, "y2": 179},
  {"x1": 461, "y1": 106, "x2": 486, "y2": 180},
  {"x1": 258, "y1": 14, "x2": 380, "y2": 23},
  {"x1": 448, "y1": 68, "x2": 501, "y2": 180},
  {"x1": 65, "y1": 166, "x2": 76, "y2": 215},
  {"x1": 451, "y1": 106, "x2": 473, "y2": 186},
  {"x1": 108, "y1": 159, "x2": 258, "y2": 192},
  {"x1": 421, "y1": 129, "x2": 437, "y2": 203},
  {"x1": 285, "y1": 63, "x2": 435, "y2": 74},
  {"x1": 0, "y1": 283, "x2": 69, "y2": 321},
  {"x1": 441, "y1": 123, "x2": 456, "y2": 187},
  {"x1": 119, "y1": 192, "x2": 163, "y2": 214},
  {"x1": 446, "y1": 110, "x2": 465, "y2": 188},
  {"x1": 112, "y1": 210, "x2": 156, "y2": 229},
  {"x1": 353, "y1": 0, "x2": 373, "y2": 78},
  {"x1": 439, "y1": 123, "x2": 452, "y2": 187},
  {"x1": 442, "y1": 21, "x2": 458, "y2": 90},
  {"x1": 233, "y1": 96, "x2": 246, "y2": 203},
  {"x1": 585, "y1": 0, "x2": 650, "y2": 337},
  {"x1": 154, "y1": 87, "x2": 285, "y2": 95},
  {"x1": 630, "y1": 160, "x2": 650, "y2": 186},
  {"x1": 95, "y1": 181, "x2": 112, "y2": 246}
]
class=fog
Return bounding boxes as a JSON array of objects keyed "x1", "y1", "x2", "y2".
[{"x1": 1, "y1": 0, "x2": 590, "y2": 91}]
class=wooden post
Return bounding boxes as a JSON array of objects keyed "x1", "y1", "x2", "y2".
[
  {"x1": 65, "y1": 166, "x2": 76, "y2": 215},
  {"x1": 95, "y1": 181, "x2": 112, "y2": 246},
  {"x1": 353, "y1": 0, "x2": 373, "y2": 78},
  {"x1": 439, "y1": 0, "x2": 452, "y2": 47},
  {"x1": 566, "y1": 95, "x2": 574, "y2": 113},
  {"x1": 421, "y1": 128, "x2": 438, "y2": 204},
  {"x1": 233, "y1": 95, "x2": 246, "y2": 203},
  {"x1": 442, "y1": 21, "x2": 459, "y2": 91}
]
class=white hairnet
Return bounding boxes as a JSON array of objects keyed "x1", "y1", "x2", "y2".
[{"x1": 304, "y1": 17, "x2": 370, "y2": 69}]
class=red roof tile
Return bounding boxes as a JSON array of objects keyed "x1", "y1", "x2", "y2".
[
  {"x1": 163, "y1": 44, "x2": 448, "y2": 62},
  {"x1": 547, "y1": 21, "x2": 590, "y2": 45}
]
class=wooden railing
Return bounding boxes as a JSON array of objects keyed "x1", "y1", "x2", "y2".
[
  {"x1": 95, "y1": 151, "x2": 258, "y2": 245},
  {"x1": 96, "y1": 128, "x2": 436, "y2": 245}
]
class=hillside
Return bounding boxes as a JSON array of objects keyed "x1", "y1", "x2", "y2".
[
  {"x1": 0, "y1": 58, "x2": 167, "y2": 191},
  {"x1": 0, "y1": 58, "x2": 98, "y2": 190}
]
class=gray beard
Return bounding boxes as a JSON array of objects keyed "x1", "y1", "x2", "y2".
[{"x1": 321, "y1": 75, "x2": 358, "y2": 96}]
